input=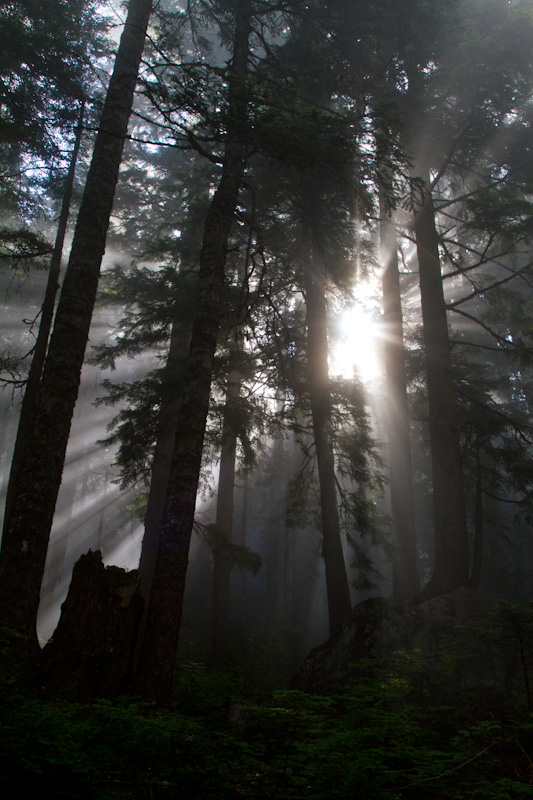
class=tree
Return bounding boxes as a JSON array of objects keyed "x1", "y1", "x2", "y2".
[
  {"x1": 210, "y1": 331, "x2": 244, "y2": 664},
  {"x1": 399, "y1": 0, "x2": 533, "y2": 596},
  {"x1": 133, "y1": 0, "x2": 253, "y2": 704},
  {"x1": 303, "y1": 246, "x2": 352, "y2": 633},
  {"x1": 412, "y1": 170, "x2": 470, "y2": 597},
  {"x1": 380, "y1": 197, "x2": 418, "y2": 597},
  {"x1": 0, "y1": 0, "x2": 101, "y2": 210},
  {"x1": 3, "y1": 101, "x2": 86, "y2": 534},
  {"x1": 0, "y1": 0, "x2": 153, "y2": 647}
]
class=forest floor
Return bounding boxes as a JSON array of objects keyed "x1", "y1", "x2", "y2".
[{"x1": 1, "y1": 626, "x2": 533, "y2": 799}]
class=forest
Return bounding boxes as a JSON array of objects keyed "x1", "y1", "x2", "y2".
[{"x1": 2, "y1": 0, "x2": 533, "y2": 797}]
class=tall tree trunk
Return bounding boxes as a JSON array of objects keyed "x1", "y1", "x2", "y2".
[
  {"x1": 41, "y1": 469, "x2": 77, "y2": 597},
  {"x1": 414, "y1": 174, "x2": 469, "y2": 598},
  {"x1": 134, "y1": 0, "x2": 252, "y2": 705},
  {"x1": 211, "y1": 337, "x2": 242, "y2": 666},
  {"x1": 265, "y1": 403, "x2": 284, "y2": 631},
  {"x1": 289, "y1": 427, "x2": 317, "y2": 672},
  {"x1": 380, "y1": 199, "x2": 418, "y2": 597},
  {"x1": 0, "y1": 0, "x2": 153, "y2": 646},
  {"x1": 137, "y1": 175, "x2": 209, "y2": 623},
  {"x1": 469, "y1": 436, "x2": 483, "y2": 592},
  {"x1": 137, "y1": 308, "x2": 194, "y2": 607},
  {"x1": 235, "y1": 472, "x2": 249, "y2": 611},
  {"x1": 303, "y1": 250, "x2": 352, "y2": 636},
  {"x1": 3, "y1": 101, "x2": 85, "y2": 535}
]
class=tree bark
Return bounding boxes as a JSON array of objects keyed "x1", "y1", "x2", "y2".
[
  {"x1": 414, "y1": 174, "x2": 470, "y2": 598},
  {"x1": 303, "y1": 250, "x2": 352, "y2": 636},
  {"x1": 3, "y1": 101, "x2": 85, "y2": 535},
  {"x1": 0, "y1": 0, "x2": 153, "y2": 646},
  {"x1": 133, "y1": 0, "x2": 252, "y2": 705},
  {"x1": 380, "y1": 200, "x2": 418, "y2": 597},
  {"x1": 39, "y1": 550, "x2": 143, "y2": 702}
]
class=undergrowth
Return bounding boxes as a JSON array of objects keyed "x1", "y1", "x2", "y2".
[{"x1": 1, "y1": 615, "x2": 533, "y2": 799}]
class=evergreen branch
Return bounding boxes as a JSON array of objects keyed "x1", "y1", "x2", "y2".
[
  {"x1": 450, "y1": 307, "x2": 532, "y2": 354},
  {"x1": 434, "y1": 173, "x2": 509, "y2": 212},
  {"x1": 429, "y1": 119, "x2": 475, "y2": 192},
  {"x1": 456, "y1": 386, "x2": 533, "y2": 443},
  {"x1": 482, "y1": 488, "x2": 528, "y2": 505},
  {"x1": 450, "y1": 339, "x2": 503, "y2": 353},
  {"x1": 440, "y1": 232, "x2": 530, "y2": 282},
  {"x1": 396, "y1": 744, "x2": 494, "y2": 790},
  {"x1": 446, "y1": 261, "x2": 533, "y2": 309}
]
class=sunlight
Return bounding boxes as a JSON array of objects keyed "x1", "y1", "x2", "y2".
[{"x1": 331, "y1": 303, "x2": 382, "y2": 383}]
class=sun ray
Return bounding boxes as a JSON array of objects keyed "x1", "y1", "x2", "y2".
[{"x1": 331, "y1": 302, "x2": 383, "y2": 383}]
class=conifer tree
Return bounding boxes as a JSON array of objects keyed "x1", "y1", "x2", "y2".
[
  {"x1": 134, "y1": 0, "x2": 253, "y2": 704},
  {"x1": 3, "y1": 101, "x2": 86, "y2": 534},
  {"x1": 379, "y1": 196, "x2": 418, "y2": 597},
  {"x1": 0, "y1": 0, "x2": 153, "y2": 646}
]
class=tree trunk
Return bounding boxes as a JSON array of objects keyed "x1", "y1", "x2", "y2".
[
  {"x1": 137, "y1": 310, "x2": 194, "y2": 606},
  {"x1": 41, "y1": 469, "x2": 77, "y2": 597},
  {"x1": 289, "y1": 427, "x2": 318, "y2": 672},
  {"x1": 0, "y1": 0, "x2": 152, "y2": 647},
  {"x1": 211, "y1": 337, "x2": 242, "y2": 666},
  {"x1": 136, "y1": 175, "x2": 208, "y2": 643},
  {"x1": 303, "y1": 250, "x2": 352, "y2": 636},
  {"x1": 380, "y1": 200, "x2": 418, "y2": 597},
  {"x1": 469, "y1": 437, "x2": 483, "y2": 592},
  {"x1": 38, "y1": 550, "x2": 143, "y2": 702},
  {"x1": 133, "y1": 0, "x2": 252, "y2": 705},
  {"x1": 2, "y1": 101, "x2": 85, "y2": 536},
  {"x1": 414, "y1": 174, "x2": 469, "y2": 598},
  {"x1": 265, "y1": 403, "x2": 285, "y2": 631},
  {"x1": 236, "y1": 472, "x2": 249, "y2": 610}
]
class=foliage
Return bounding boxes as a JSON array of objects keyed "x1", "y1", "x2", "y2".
[
  {"x1": 0, "y1": 227, "x2": 52, "y2": 273},
  {"x1": 0, "y1": 0, "x2": 106, "y2": 220},
  {"x1": 2, "y1": 627, "x2": 533, "y2": 799},
  {"x1": 468, "y1": 601, "x2": 533, "y2": 709},
  {"x1": 201, "y1": 522, "x2": 262, "y2": 574}
]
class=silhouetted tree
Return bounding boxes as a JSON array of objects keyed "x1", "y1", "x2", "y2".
[{"x1": 0, "y1": 0, "x2": 153, "y2": 647}]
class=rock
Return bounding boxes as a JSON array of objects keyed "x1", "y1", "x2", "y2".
[{"x1": 292, "y1": 587, "x2": 485, "y2": 692}]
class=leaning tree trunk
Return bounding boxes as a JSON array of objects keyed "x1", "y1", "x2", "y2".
[
  {"x1": 0, "y1": 0, "x2": 153, "y2": 647},
  {"x1": 380, "y1": 198, "x2": 418, "y2": 597},
  {"x1": 303, "y1": 249, "x2": 352, "y2": 636},
  {"x1": 134, "y1": 0, "x2": 252, "y2": 705},
  {"x1": 3, "y1": 101, "x2": 85, "y2": 536},
  {"x1": 414, "y1": 173, "x2": 469, "y2": 598}
]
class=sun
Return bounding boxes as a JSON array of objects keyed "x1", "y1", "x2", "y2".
[{"x1": 331, "y1": 303, "x2": 382, "y2": 383}]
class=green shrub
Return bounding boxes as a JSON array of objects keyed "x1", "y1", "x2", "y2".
[{"x1": 1, "y1": 625, "x2": 533, "y2": 799}]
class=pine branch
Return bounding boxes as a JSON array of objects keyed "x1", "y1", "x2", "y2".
[
  {"x1": 446, "y1": 261, "x2": 533, "y2": 309},
  {"x1": 396, "y1": 744, "x2": 494, "y2": 791},
  {"x1": 450, "y1": 307, "x2": 532, "y2": 354}
]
